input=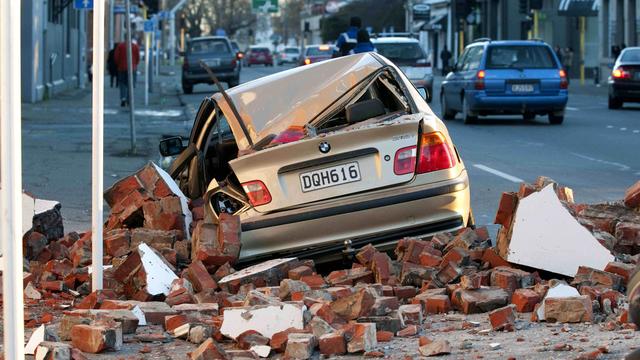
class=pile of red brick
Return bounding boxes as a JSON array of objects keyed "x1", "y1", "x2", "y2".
[{"x1": 17, "y1": 170, "x2": 640, "y2": 359}]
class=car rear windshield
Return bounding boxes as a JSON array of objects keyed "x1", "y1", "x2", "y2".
[
  {"x1": 285, "y1": 48, "x2": 299, "y2": 54},
  {"x1": 375, "y1": 43, "x2": 425, "y2": 61},
  {"x1": 486, "y1": 45, "x2": 557, "y2": 69},
  {"x1": 306, "y1": 47, "x2": 333, "y2": 56},
  {"x1": 620, "y1": 49, "x2": 640, "y2": 62},
  {"x1": 189, "y1": 39, "x2": 231, "y2": 55},
  {"x1": 252, "y1": 48, "x2": 270, "y2": 53}
]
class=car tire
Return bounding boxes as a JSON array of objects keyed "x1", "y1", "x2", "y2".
[
  {"x1": 548, "y1": 113, "x2": 564, "y2": 125},
  {"x1": 462, "y1": 96, "x2": 478, "y2": 124},
  {"x1": 440, "y1": 92, "x2": 456, "y2": 120},
  {"x1": 182, "y1": 83, "x2": 193, "y2": 94},
  {"x1": 247, "y1": 63, "x2": 251, "y2": 67},
  {"x1": 523, "y1": 113, "x2": 535, "y2": 121},
  {"x1": 608, "y1": 95, "x2": 623, "y2": 109}
]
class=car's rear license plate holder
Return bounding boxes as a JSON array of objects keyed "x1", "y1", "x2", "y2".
[
  {"x1": 300, "y1": 162, "x2": 361, "y2": 192},
  {"x1": 206, "y1": 58, "x2": 221, "y2": 67},
  {"x1": 511, "y1": 84, "x2": 534, "y2": 93}
]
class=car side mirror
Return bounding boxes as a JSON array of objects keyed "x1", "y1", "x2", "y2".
[
  {"x1": 159, "y1": 136, "x2": 186, "y2": 157},
  {"x1": 417, "y1": 87, "x2": 429, "y2": 101}
]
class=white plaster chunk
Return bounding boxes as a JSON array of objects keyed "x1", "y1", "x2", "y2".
[
  {"x1": 506, "y1": 185, "x2": 614, "y2": 276},
  {"x1": 535, "y1": 283, "x2": 580, "y2": 321},
  {"x1": 251, "y1": 345, "x2": 272, "y2": 358},
  {"x1": 220, "y1": 303, "x2": 304, "y2": 339},
  {"x1": 131, "y1": 305, "x2": 147, "y2": 326},
  {"x1": 24, "y1": 324, "x2": 45, "y2": 355},
  {"x1": 137, "y1": 243, "x2": 178, "y2": 296},
  {"x1": 218, "y1": 258, "x2": 297, "y2": 286},
  {"x1": 152, "y1": 163, "x2": 193, "y2": 240}
]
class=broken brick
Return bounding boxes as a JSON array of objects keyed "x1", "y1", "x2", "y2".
[
  {"x1": 511, "y1": 288, "x2": 541, "y2": 312},
  {"x1": 346, "y1": 322, "x2": 377, "y2": 353},
  {"x1": 70, "y1": 323, "x2": 122, "y2": 353},
  {"x1": 495, "y1": 192, "x2": 519, "y2": 228},
  {"x1": 319, "y1": 331, "x2": 346, "y2": 356},
  {"x1": 488, "y1": 304, "x2": 516, "y2": 331},
  {"x1": 544, "y1": 295, "x2": 593, "y2": 323},
  {"x1": 330, "y1": 287, "x2": 375, "y2": 320},
  {"x1": 184, "y1": 260, "x2": 217, "y2": 293},
  {"x1": 284, "y1": 333, "x2": 317, "y2": 359},
  {"x1": 451, "y1": 287, "x2": 510, "y2": 314},
  {"x1": 190, "y1": 338, "x2": 227, "y2": 360},
  {"x1": 624, "y1": 180, "x2": 640, "y2": 209}
]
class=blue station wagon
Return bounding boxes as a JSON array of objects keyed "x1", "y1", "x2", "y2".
[{"x1": 440, "y1": 39, "x2": 568, "y2": 124}]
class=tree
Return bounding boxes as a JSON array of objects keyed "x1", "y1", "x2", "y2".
[
  {"x1": 320, "y1": 0, "x2": 406, "y2": 42},
  {"x1": 273, "y1": 0, "x2": 304, "y2": 45},
  {"x1": 181, "y1": 0, "x2": 255, "y2": 38},
  {"x1": 182, "y1": 0, "x2": 207, "y2": 38}
]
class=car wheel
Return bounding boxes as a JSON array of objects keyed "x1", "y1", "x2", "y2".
[
  {"x1": 462, "y1": 96, "x2": 478, "y2": 124},
  {"x1": 182, "y1": 83, "x2": 193, "y2": 94},
  {"x1": 247, "y1": 63, "x2": 251, "y2": 67},
  {"x1": 523, "y1": 113, "x2": 535, "y2": 121},
  {"x1": 548, "y1": 113, "x2": 564, "y2": 125},
  {"x1": 440, "y1": 92, "x2": 456, "y2": 120},
  {"x1": 608, "y1": 95, "x2": 623, "y2": 109}
]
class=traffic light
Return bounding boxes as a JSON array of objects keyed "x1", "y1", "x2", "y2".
[{"x1": 519, "y1": 0, "x2": 529, "y2": 14}]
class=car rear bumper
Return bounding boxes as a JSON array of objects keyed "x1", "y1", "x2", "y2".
[
  {"x1": 609, "y1": 82, "x2": 640, "y2": 101},
  {"x1": 183, "y1": 70, "x2": 239, "y2": 83},
  {"x1": 468, "y1": 91, "x2": 568, "y2": 113},
  {"x1": 238, "y1": 171, "x2": 470, "y2": 262}
]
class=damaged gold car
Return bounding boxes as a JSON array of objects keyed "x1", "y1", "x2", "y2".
[{"x1": 160, "y1": 53, "x2": 472, "y2": 263}]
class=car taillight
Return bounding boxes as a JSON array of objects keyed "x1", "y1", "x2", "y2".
[
  {"x1": 270, "y1": 126, "x2": 306, "y2": 145},
  {"x1": 415, "y1": 59, "x2": 431, "y2": 67},
  {"x1": 242, "y1": 180, "x2": 272, "y2": 206},
  {"x1": 304, "y1": 58, "x2": 311, "y2": 65},
  {"x1": 474, "y1": 70, "x2": 486, "y2": 90},
  {"x1": 236, "y1": 52, "x2": 244, "y2": 60},
  {"x1": 612, "y1": 67, "x2": 632, "y2": 79},
  {"x1": 393, "y1": 146, "x2": 417, "y2": 175},
  {"x1": 416, "y1": 132, "x2": 457, "y2": 174},
  {"x1": 559, "y1": 69, "x2": 568, "y2": 89}
]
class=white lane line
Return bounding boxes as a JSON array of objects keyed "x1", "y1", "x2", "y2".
[
  {"x1": 570, "y1": 152, "x2": 631, "y2": 171},
  {"x1": 633, "y1": 130, "x2": 640, "y2": 133},
  {"x1": 566, "y1": 106, "x2": 579, "y2": 111},
  {"x1": 473, "y1": 164, "x2": 524, "y2": 183},
  {"x1": 621, "y1": 127, "x2": 627, "y2": 131},
  {"x1": 606, "y1": 125, "x2": 614, "y2": 128}
]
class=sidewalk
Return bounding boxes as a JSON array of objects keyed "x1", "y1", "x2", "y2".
[{"x1": 21, "y1": 64, "x2": 192, "y2": 232}]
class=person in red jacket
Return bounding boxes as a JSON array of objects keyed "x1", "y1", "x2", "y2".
[{"x1": 114, "y1": 37, "x2": 140, "y2": 107}]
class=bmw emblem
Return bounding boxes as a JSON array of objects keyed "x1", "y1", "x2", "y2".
[{"x1": 319, "y1": 141, "x2": 331, "y2": 154}]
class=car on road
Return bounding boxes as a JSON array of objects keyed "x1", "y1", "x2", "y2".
[
  {"x1": 181, "y1": 36, "x2": 240, "y2": 94},
  {"x1": 160, "y1": 53, "x2": 472, "y2": 263},
  {"x1": 440, "y1": 39, "x2": 568, "y2": 124},
  {"x1": 299, "y1": 45, "x2": 334, "y2": 66},
  {"x1": 230, "y1": 40, "x2": 244, "y2": 70},
  {"x1": 608, "y1": 47, "x2": 640, "y2": 109},
  {"x1": 246, "y1": 46, "x2": 274, "y2": 67},
  {"x1": 278, "y1": 46, "x2": 301, "y2": 65},
  {"x1": 372, "y1": 37, "x2": 434, "y2": 102}
]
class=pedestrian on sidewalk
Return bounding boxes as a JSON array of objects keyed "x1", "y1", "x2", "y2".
[
  {"x1": 350, "y1": 29, "x2": 376, "y2": 54},
  {"x1": 554, "y1": 45, "x2": 564, "y2": 65},
  {"x1": 114, "y1": 36, "x2": 140, "y2": 107},
  {"x1": 563, "y1": 47, "x2": 574, "y2": 82},
  {"x1": 334, "y1": 16, "x2": 361, "y2": 57},
  {"x1": 440, "y1": 46, "x2": 451, "y2": 75},
  {"x1": 107, "y1": 44, "x2": 118, "y2": 88}
]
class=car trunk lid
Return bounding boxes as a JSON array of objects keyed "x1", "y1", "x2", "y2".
[
  {"x1": 484, "y1": 68, "x2": 563, "y2": 96},
  {"x1": 228, "y1": 114, "x2": 423, "y2": 213}
]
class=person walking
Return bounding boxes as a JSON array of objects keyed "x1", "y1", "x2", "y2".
[
  {"x1": 554, "y1": 45, "x2": 564, "y2": 65},
  {"x1": 114, "y1": 36, "x2": 140, "y2": 107},
  {"x1": 440, "y1": 46, "x2": 452, "y2": 75},
  {"x1": 334, "y1": 16, "x2": 361, "y2": 57},
  {"x1": 107, "y1": 44, "x2": 118, "y2": 88},
  {"x1": 563, "y1": 47, "x2": 574, "y2": 82},
  {"x1": 350, "y1": 29, "x2": 376, "y2": 54}
]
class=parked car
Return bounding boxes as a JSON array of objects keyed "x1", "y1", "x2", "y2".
[
  {"x1": 181, "y1": 36, "x2": 240, "y2": 94},
  {"x1": 230, "y1": 40, "x2": 244, "y2": 70},
  {"x1": 608, "y1": 47, "x2": 640, "y2": 109},
  {"x1": 372, "y1": 37, "x2": 434, "y2": 102},
  {"x1": 246, "y1": 47, "x2": 274, "y2": 67},
  {"x1": 160, "y1": 53, "x2": 472, "y2": 263},
  {"x1": 299, "y1": 45, "x2": 334, "y2": 66},
  {"x1": 278, "y1": 46, "x2": 301, "y2": 65},
  {"x1": 440, "y1": 39, "x2": 568, "y2": 124}
]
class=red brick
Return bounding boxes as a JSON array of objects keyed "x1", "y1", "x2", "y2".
[
  {"x1": 572, "y1": 266, "x2": 624, "y2": 291},
  {"x1": 288, "y1": 265, "x2": 313, "y2": 280},
  {"x1": 371, "y1": 252, "x2": 392, "y2": 284},
  {"x1": 309, "y1": 302, "x2": 337, "y2": 324},
  {"x1": 76, "y1": 290, "x2": 117, "y2": 310},
  {"x1": 397, "y1": 324, "x2": 418, "y2": 337},
  {"x1": 418, "y1": 251, "x2": 442, "y2": 267},
  {"x1": 41, "y1": 280, "x2": 65, "y2": 292},
  {"x1": 189, "y1": 338, "x2": 227, "y2": 359},
  {"x1": 423, "y1": 295, "x2": 451, "y2": 314},
  {"x1": 236, "y1": 330, "x2": 269, "y2": 350},
  {"x1": 440, "y1": 247, "x2": 469, "y2": 268},
  {"x1": 393, "y1": 286, "x2": 417, "y2": 300},
  {"x1": 376, "y1": 330, "x2": 393, "y2": 342},
  {"x1": 330, "y1": 288, "x2": 375, "y2": 320},
  {"x1": 165, "y1": 314, "x2": 189, "y2": 332},
  {"x1": 494, "y1": 192, "x2": 518, "y2": 228},
  {"x1": 451, "y1": 287, "x2": 510, "y2": 314},
  {"x1": 270, "y1": 327, "x2": 302, "y2": 353},
  {"x1": 104, "y1": 229, "x2": 131, "y2": 258},
  {"x1": 395, "y1": 238, "x2": 429, "y2": 264},
  {"x1": 604, "y1": 262, "x2": 635, "y2": 283},
  {"x1": 624, "y1": 180, "x2": 640, "y2": 209},
  {"x1": 518, "y1": 182, "x2": 536, "y2": 199},
  {"x1": 142, "y1": 196, "x2": 185, "y2": 232},
  {"x1": 184, "y1": 260, "x2": 217, "y2": 293},
  {"x1": 511, "y1": 288, "x2": 541, "y2": 312},
  {"x1": 544, "y1": 296, "x2": 593, "y2": 323},
  {"x1": 112, "y1": 250, "x2": 142, "y2": 283},
  {"x1": 488, "y1": 305, "x2": 516, "y2": 331},
  {"x1": 318, "y1": 331, "x2": 346, "y2": 356},
  {"x1": 300, "y1": 274, "x2": 326, "y2": 289},
  {"x1": 70, "y1": 323, "x2": 122, "y2": 353},
  {"x1": 460, "y1": 273, "x2": 483, "y2": 290}
]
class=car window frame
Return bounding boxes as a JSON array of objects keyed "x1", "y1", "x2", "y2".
[
  {"x1": 485, "y1": 44, "x2": 557, "y2": 69},
  {"x1": 188, "y1": 38, "x2": 232, "y2": 55}
]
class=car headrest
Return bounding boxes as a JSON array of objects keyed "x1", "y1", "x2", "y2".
[{"x1": 345, "y1": 98, "x2": 386, "y2": 124}]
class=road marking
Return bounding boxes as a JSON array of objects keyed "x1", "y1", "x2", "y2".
[
  {"x1": 633, "y1": 130, "x2": 640, "y2": 133},
  {"x1": 621, "y1": 127, "x2": 627, "y2": 131},
  {"x1": 570, "y1": 152, "x2": 631, "y2": 171},
  {"x1": 473, "y1": 164, "x2": 524, "y2": 183},
  {"x1": 566, "y1": 106, "x2": 579, "y2": 111},
  {"x1": 606, "y1": 125, "x2": 613, "y2": 128}
]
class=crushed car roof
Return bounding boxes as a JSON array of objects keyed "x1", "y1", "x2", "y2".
[{"x1": 214, "y1": 53, "x2": 385, "y2": 150}]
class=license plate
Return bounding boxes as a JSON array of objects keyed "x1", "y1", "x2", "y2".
[
  {"x1": 300, "y1": 162, "x2": 361, "y2": 192},
  {"x1": 205, "y1": 58, "x2": 221, "y2": 67},
  {"x1": 512, "y1": 84, "x2": 534, "y2": 93}
]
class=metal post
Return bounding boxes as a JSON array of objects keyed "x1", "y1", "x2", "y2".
[
  {"x1": 78, "y1": 10, "x2": 86, "y2": 89},
  {"x1": 170, "y1": 12, "x2": 176, "y2": 66},
  {"x1": 109, "y1": 0, "x2": 115, "y2": 50},
  {"x1": 92, "y1": 0, "x2": 106, "y2": 292},
  {"x1": 150, "y1": 29, "x2": 155, "y2": 91},
  {"x1": 0, "y1": 1, "x2": 25, "y2": 358},
  {"x1": 533, "y1": 10, "x2": 539, "y2": 39},
  {"x1": 580, "y1": 16, "x2": 586, "y2": 85},
  {"x1": 145, "y1": 32, "x2": 150, "y2": 106},
  {"x1": 125, "y1": 0, "x2": 137, "y2": 152},
  {"x1": 155, "y1": 35, "x2": 160, "y2": 77}
]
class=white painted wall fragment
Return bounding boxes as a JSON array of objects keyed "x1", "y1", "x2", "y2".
[
  {"x1": 220, "y1": 303, "x2": 304, "y2": 339},
  {"x1": 137, "y1": 243, "x2": 178, "y2": 296}
]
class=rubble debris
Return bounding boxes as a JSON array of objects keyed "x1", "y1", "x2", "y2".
[
  {"x1": 70, "y1": 322, "x2": 123, "y2": 353},
  {"x1": 34, "y1": 341, "x2": 72, "y2": 360},
  {"x1": 284, "y1": 333, "x2": 317, "y2": 359},
  {"x1": 220, "y1": 303, "x2": 305, "y2": 339},
  {"x1": 535, "y1": 282, "x2": 580, "y2": 321},
  {"x1": 22, "y1": 192, "x2": 64, "y2": 240},
  {"x1": 190, "y1": 338, "x2": 228, "y2": 359},
  {"x1": 499, "y1": 184, "x2": 614, "y2": 276},
  {"x1": 544, "y1": 295, "x2": 593, "y2": 323},
  {"x1": 625, "y1": 180, "x2": 640, "y2": 209},
  {"x1": 218, "y1": 258, "x2": 297, "y2": 293},
  {"x1": 488, "y1": 305, "x2": 516, "y2": 331},
  {"x1": 419, "y1": 338, "x2": 451, "y2": 356}
]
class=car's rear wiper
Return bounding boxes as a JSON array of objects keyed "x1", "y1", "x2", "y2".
[{"x1": 199, "y1": 61, "x2": 253, "y2": 147}]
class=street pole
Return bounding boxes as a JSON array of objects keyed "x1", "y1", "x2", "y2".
[
  {"x1": 580, "y1": 16, "x2": 585, "y2": 85},
  {"x1": 145, "y1": 32, "x2": 150, "y2": 106},
  {"x1": 78, "y1": 10, "x2": 86, "y2": 89},
  {"x1": 125, "y1": 0, "x2": 137, "y2": 153},
  {"x1": 170, "y1": 0, "x2": 189, "y2": 67},
  {"x1": 109, "y1": 0, "x2": 115, "y2": 50},
  {"x1": 0, "y1": 1, "x2": 25, "y2": 358},
  {"x1": 91, "y1": 0, "x2": 106, "y2": 292},
  {"x1": 533, "y1": 10, "x2": 539, "y2": 39}
]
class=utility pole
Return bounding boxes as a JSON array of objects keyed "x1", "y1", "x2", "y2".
[
  {"x1": 1, "y1": 1, "x2": 26, "y2": 358},
  {"x1": 78, "y1": 10, "x2": 87, "y2": 89},
  {"x1": 125, "y1": 0, "x2": 137, "y2": 153},
  {"x1": 170, "y1": 0, "x2": 189, "y2": 67},
  {"x1": 109, "y1": 0, "x2": 115, "y2": 50}
]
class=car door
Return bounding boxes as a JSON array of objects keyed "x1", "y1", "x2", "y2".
[
  {"x1": 458, "y1": 46, "x2": 484, "y2": 108},
  {"x1": 443, "y1": 48, "x2": 470, "y2": 111}
]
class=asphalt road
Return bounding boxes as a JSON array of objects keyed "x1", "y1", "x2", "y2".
[{"x1": 181, "y1": 64, "x2": 640, "y2": 225}]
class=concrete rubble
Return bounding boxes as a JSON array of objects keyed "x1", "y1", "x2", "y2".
[{"x1": 8, "y1": 166, "x2": 640, "y2": 358}]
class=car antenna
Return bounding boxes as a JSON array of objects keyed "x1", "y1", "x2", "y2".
[{"x1": 198, "y1": 60, "x2": 254, "y2": 147}]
